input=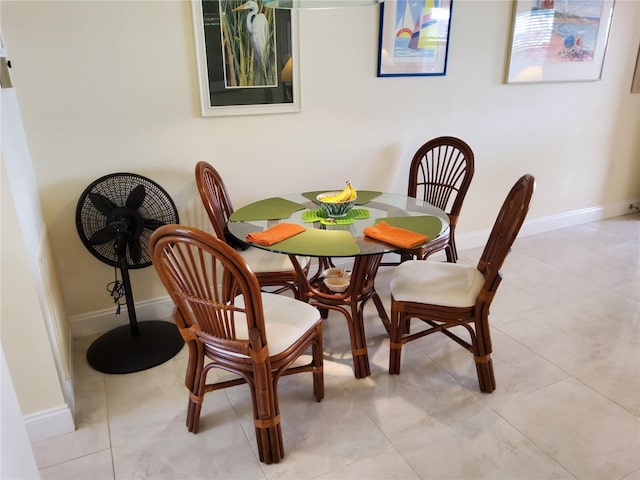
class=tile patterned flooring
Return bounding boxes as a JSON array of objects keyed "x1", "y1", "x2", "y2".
[{"x1": 32, "y1": 214, "x2": 640, "y2": 479}]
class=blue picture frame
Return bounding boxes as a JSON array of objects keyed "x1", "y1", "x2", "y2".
[{"x1": 377, "y1": 0, "x2": 454, "y2": 77}]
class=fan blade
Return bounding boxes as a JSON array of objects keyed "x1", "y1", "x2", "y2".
[
  {"x1": 88, "y1": 228, "x2": 116, "y2": 245},
  {"x1": 143, "y1": 218, "x2": 166, "y2": 231},
  {"x1": 126, "y1": 185, "x2": 146, "y2": 210},
  {"x1": 128, "y1": 239, "x2": 143, "y2": 265},
  {"x1": 89, "y1": 192, "x2": 117, "y2": 215}
]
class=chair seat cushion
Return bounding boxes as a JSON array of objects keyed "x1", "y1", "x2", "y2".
[
  {"x1": 224, "y1": 293, "x2": 320, "y2": 357},
  {"x1": 239, "y1": 247, "x2": 310, "y2": 274},
  {"x1": 391, "y1": 260, "x2": 485, "y2": 308}
]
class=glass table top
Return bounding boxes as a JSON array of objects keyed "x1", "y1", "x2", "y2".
[{"x1": 226, "y1": 192, "x2": 450, "y2": 257}]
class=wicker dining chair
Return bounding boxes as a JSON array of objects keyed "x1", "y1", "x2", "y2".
[
  {"x1": 383, "y1": 136, "x2": 475, "y2": 265},
  {"x1": 195, "y1": 161, "x2": 310, "y2": 298},
  {"x1": 149, "y1": 225, "x2": 324, "y2": 464},
  {"x1": 384, "y1": 174, "x2": 535, "y2": 393}
]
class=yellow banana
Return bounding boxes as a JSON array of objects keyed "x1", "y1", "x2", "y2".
[
  {"x1": 334, "y1": 186, "x2": 352, "y2": 202},
  {"x1": 320, "y1": 192, "x2": 339, "y2": 203},
  {"x1": 347, "y1": 182, "x2": 357, "y2": 201},
  {"x1": 322, "y1": 182, "x2": 351, "y2": 203}
]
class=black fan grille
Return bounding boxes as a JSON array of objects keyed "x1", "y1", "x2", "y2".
[{"x1": 76, "y1": 173, "x2": 179, "y2": 269}]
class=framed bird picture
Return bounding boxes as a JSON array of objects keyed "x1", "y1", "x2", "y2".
[{"x1": 192, "y1": 0, "x2": 301, "y2": 116}]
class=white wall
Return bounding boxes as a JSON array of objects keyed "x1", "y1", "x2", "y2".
[
  {"x1": 1, "y1": 0, "x2": 639, "y2": 323},
  {"x1": 1, "y1": 347, "x2": 40, "y2": 480}
]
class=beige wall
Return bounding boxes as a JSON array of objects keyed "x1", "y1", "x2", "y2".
[
  {"x1": 2, "y1": 0, "x2": 639, "y2": 324},
  {"x1": 1, "y1": 157, "x2": 66, "y2": 414},
  {"x1": 2, "y1": 56, "x2": 74, "y2": 433}
]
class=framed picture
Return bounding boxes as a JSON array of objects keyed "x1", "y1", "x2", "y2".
[
  {"x1": 632, "y1": 45, "x2": 640, "y2": 93},
  {"x1": 506, "y1": 0, "x2": 615, "y2": 84},
  {"x1": 192, "y1": 0, "x2": 300, "y2": 117},
  {"x1": 377, "y1": 0, "x2": 454, "y2": 77}
]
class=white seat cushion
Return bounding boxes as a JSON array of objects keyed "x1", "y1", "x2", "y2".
[
  {"x1": 213, "y1": 293, "x2": 320, "y2": 357},
  {"x1": 239, "y1": 247, "x2": 310, "y2": 274},
  {"x1": 391, "y1": 260, "x2": 485, "y2": 308}
]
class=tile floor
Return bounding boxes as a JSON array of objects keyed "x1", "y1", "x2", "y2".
[{"x1": 32, "y1": 214, "x2": 640, "y2": 480}]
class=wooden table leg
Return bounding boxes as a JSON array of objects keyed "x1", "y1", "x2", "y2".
[
  {"x1": 289, "y1": 253, "x2": 384, "y2": 379},
  {"x1": 345, "y1": 254, "x2": 385, "y2": 378}
]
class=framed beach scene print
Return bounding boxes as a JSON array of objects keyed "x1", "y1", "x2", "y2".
[
  {"x1": 506, "y1": 0, "x2": 615, "y2": 83},
  {"x1": 377, "y1": 0, "x2": 454, "y2": 77},
  {"x1": 192, "y1": 0, "x2": 300, "y2": 117}
]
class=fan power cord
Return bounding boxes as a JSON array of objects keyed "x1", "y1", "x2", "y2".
[{"x1": 107, "y1": 275, "x2": 126, "y2": 315}]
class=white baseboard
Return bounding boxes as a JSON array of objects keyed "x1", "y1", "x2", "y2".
[
  {"x1": 457, "y1": 201, "x2": 639, "y2": 252},
  {"x1": 24, "y1": 404, "x2": 75, "y2": 443},
  {"x1": 70, "y1": 201, "x2": 640, "y2": 338},
  {"x1": 70, "y1": 296, "x2": 175, "y2": 338}
]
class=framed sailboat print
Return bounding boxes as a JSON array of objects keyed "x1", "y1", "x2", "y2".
[{"x1": 377, "y1": 0, "x2": 454, "y2": 77}]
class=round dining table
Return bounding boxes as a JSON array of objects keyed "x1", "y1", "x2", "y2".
[{"x1": 227, "y1": 190, "x2": 450, "y2": 378}]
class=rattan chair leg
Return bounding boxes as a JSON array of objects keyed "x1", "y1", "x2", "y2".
[
  {"x1": 475, "y1": 355, "x2": 496, "y2": 393},
  {"x1": 474, "y1": 311, "x2": 495, "y2": 392},
  {"x1": 189, "y1": 361, "x2": 211, "y2": 434},
  {"x1": 389, "y1": 342, "x2": 402, "y2": 375},
  {"x1": 190, "y1": 400, "x2": 203, "y2": 434},
  {"x1": 388, "y1": 310, "x2": 403, "y2": 375},
  {"x1": 255, "y1": 417, "x2": 284, "y2": 464},
  {"x1": 312, "y1": 325, "x2": 325, "y2": 401},
  {"x1": 186, "y1": 399, "x2": 197, "y2": 432}
]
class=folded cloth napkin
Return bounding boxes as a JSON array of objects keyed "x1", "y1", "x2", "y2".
[
  {"x1": 363, "y1": 221, "x2": 428, "y2": 249},
  {"x1": 246, "y1": 223, "x2": 306, "y2": 246}
]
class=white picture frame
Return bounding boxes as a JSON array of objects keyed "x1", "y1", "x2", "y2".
[
  {"x1": 506, "y1": 0, "x2": 614, "y2": 84},
  {"x1": 192, "y1": 0, "x2": 301, "y2": 117},
  {"x1": 632, "y1": 45, "x2": 640, "y2": 93}
]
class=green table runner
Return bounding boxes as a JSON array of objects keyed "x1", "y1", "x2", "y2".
[
  {"x1": 302, "y1": 190, "x2": 382, "y2": 205},
  {"x1": 374, "y1": 215, "x2": 443, "y2": 239},
  {"x1": 229, "y1": 197, "x2": 305, "y2": 222},
  {"x1": 263, "y1": 229, "x2": 360, "y2": 257}
]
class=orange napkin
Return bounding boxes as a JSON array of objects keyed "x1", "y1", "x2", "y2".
[
  {"x1": 363, "y1": 221, "x2": 427, "y2": 249},
  {"x1": 246, "y1": 223, "x2": 305, "y2": 246}
]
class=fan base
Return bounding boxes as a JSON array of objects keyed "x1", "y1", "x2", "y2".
[{"x1": 86, "y1": 320, "x2": 184, "y2": 374}]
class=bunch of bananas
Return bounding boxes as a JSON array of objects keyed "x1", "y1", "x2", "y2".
[{"x1": 320, "y1": 181, "x2": 357, "y2": 203}]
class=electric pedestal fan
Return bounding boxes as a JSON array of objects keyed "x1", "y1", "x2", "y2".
[{"x1": 75, "y1": 173, "x2": 184, "y2": 374}]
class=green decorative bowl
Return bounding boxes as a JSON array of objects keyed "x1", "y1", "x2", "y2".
[{"x1": 316, "y1": 192, "x2": 357, "y2": 218}]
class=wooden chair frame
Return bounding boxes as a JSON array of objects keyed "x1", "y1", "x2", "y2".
[
  {"x1": 384, "y1": 174, "x2": 535, "y2": 393},
  {"x1": 195, "y1": 161, "x2": 308, "y2": 298},
  {"x1": 150, "y1": 225, "x2": 324, "y2": 464},
  {"x1": 384, "y1": 136, "x2": 475, "y2": 265}
]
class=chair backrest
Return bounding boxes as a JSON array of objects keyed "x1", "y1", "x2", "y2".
[
  {"x1": 150, "y1": 224, "x2": 267, "y2": 357},
  {"x1": 407, "y1": 136, "x2": 475, "y2": 225},
  {"x1": 478, "y1": 174, "x2": 535, "y2": 296},
  {"x1": 195, "y1": 161, "x2": 234, "y2": 241}
]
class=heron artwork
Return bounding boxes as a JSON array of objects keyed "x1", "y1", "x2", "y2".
[{"x1": 227, "y1": 0, "x2": 276, "y2": 87}]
